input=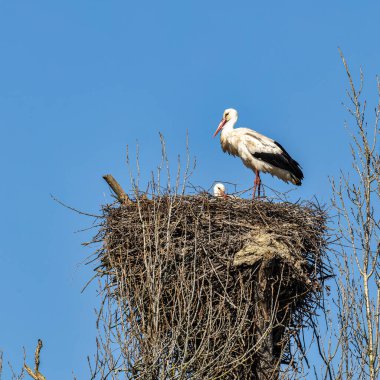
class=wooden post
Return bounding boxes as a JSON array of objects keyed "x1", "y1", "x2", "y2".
[{"x1": 252, "y1": 266, "x2": 281, "y2": 380}]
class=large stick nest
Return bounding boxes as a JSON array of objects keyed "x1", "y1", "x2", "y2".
[{"x1": 93, "y1": 194, "x2": 330, "y2": 379}]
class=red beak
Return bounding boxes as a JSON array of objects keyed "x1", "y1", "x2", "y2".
[{"x1": 213, "y1": 118, "x2": 227, "y2": 138}]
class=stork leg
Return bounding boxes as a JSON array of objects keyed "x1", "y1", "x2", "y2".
[{"x1": 253, "y1": 170, "x2": 261, "y2": 199}]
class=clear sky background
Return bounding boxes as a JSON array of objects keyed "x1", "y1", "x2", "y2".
[{"x1": 0, "y1": 1, "x2": 379, "y2": 378}]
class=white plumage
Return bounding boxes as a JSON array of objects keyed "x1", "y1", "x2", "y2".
[
  {"x1": 213, "y1": 183, "x2": 238, "y2": 199},
  {"x1": 213, "y1": 183, "x2": 226, "y2": 198},
  {"x1": 213, "y1": 108, "x2": 303, "y2": 197}
]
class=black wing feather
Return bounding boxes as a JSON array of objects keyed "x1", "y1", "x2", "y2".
[{"x1": 252, "y1": 141, "x2": 304, "y2": 183}]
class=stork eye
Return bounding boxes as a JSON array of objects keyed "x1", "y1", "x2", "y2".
[{"x1": 225, "y1": 112, "x2": 229, "y2": 117}]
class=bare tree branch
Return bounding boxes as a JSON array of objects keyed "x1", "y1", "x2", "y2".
[{"x1": 24, "y1": 340, "x2": 46, "y2": 380}]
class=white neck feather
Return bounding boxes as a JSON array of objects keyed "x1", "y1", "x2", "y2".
[{"x1": 221, "y1": 117, "x2": 238, "y2": 137}]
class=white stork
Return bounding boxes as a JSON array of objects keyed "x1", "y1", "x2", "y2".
[
  {"x1": 213, "y1": 108, "x2": 303, "y2": 197},
  {"x1": 213, "y1": 183, "x2": 227, "y2": 198},
  {"x1": 213, "y1": 183, "x2": 238, "y2": 199}
]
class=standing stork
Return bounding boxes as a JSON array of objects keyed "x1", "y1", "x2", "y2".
[{"x1": 213, "y1": 108, "x2": 304, "y2": 198}]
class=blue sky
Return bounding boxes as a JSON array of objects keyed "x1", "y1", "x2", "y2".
[{"x1": 0, "y1": 1, "x2": 379, "y2": 378}]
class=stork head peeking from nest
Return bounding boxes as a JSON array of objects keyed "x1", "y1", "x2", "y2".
[{"x1": 213, "y1": 183, "x2": 227, "y2": 198}]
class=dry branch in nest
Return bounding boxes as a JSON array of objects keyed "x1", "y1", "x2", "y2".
[{"x1": 91, "y1": 191, "x2": 330, "y2": 379}]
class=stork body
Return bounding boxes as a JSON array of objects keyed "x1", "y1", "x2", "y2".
[{"x1": 213, "y1": 108, "x2": 303, "y2": 197}]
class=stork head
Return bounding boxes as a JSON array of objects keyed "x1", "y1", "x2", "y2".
[
  {"x1": 213, "y1": 183, "x2": 226, "y2": 197},
  {"x1": 213, "y1": 108, "x2": 238, "y2": 137}
]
